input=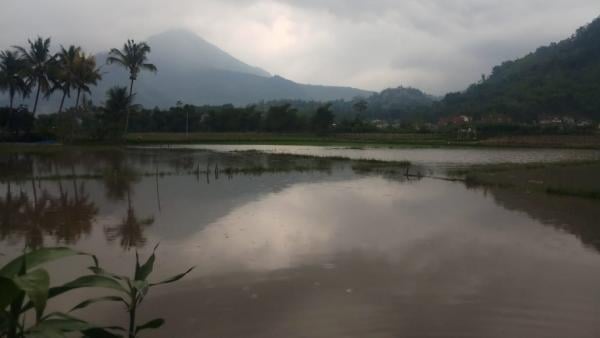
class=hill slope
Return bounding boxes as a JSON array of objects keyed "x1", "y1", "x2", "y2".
[
  {"x1": 1, "y1": 30, "x2": 372, "y2": 111},
  {"x1": 91, "y1": 30, "x2": 371, "y2": 108},
  {"x1": 440, "y1": 16, "x2": 600, "y2": 121}
]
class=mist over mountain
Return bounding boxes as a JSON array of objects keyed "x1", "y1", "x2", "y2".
[
  {"x1": 91, "y1": 30, "x2": 372, "y2": 108},
  {"x1": 0, "y1": 29, "x2": 372, "y2": 111}
]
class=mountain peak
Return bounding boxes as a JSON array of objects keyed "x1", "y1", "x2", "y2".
[{"x1": 146, "y1": 29, "x2": 271, "y2": 77}]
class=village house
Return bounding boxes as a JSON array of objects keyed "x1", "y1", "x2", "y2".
[{"x1": 438, "y1": 115, "x2": 471, "y2": 127}]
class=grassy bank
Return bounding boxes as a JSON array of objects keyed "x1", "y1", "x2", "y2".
[
  {"x1": 125, "y1": 132, "x2": 457, "y2": 147},
  {"x1": 125, "y1": 132, "x2": 600, "y2": 149},
  {"x1": 2, "y1": 133, "x2": 600, "y2": 150},
  {"x1": 450, "y1": 160, "x2": 600, "y2": 200}
]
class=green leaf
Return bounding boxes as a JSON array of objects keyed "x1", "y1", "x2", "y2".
[
  {"x1": 30, "y1": 318, "x2": 90, "y2": 332},
  {"x1": 50, "y1": 275, "x2": 127, "y2": 297},
  {"x1": 132, "y1": 280, "x2": 148, "y2": 292},
  {"x1": 135, "y1": 243, "x2": 159, "y2": 282},
  {"x1": 13, "y1": 269, "x2": 50, "y2": 321},
  {"x1": 39, "y1": 314, "x2": 124, "y2": 338},
  {"x1": 25, "y1": 313, "x2": 89, "y2": 337},
  {"x1": 150, "y1": 267, "x2": 194, "y2": 287},
  {"x1": 70, "y1": 296, "x2": 128, "y2": 312},
  {"x1": 0, "y1": 309, "x2": 10, "y2": 333},
  {"x1": 0, "y1": 248, "x2": 96, "y2": 278},
  {"x1": 132, "y1": 280, "x2": 149, "y2": 302},
  {"x1": 88, "y1": 266, "x2": 125, "y2": 281},
  {"x1": 0, "y1": 277, "x2": 20, "y2": 309},
  {"x1": 135, "y1": 318, "x2": 164, "y2": 334},
  {"x1": 22, "y1": 275, "x2": 127, "y2": 313}
]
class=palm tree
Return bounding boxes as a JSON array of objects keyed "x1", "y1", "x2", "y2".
[
  {"x1": 73, "y1": 53, "x2": 102, "y2": 109},
  {"x1": 106, "y1": 39, "x2": 157, "y2": 133},
  {"x1": 50, "y1": 45, "x2": 81, "y2": 113},
  {"x1": 105, "y1": 86, "x2": 136, "y2": 113},
  {"x1": 0, "y1": 50, "x2": 29, "y2": 111},
  {"x1": 98, "y1": 87, "x2": 137, "y2": 140},
  {"x1": 14, "y1": 37, "x2": 56, "y2": 114}
]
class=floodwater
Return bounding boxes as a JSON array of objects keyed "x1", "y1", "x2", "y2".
[
  {"x1": 1, "y1": 147, "x2": 600, "y2": 337},
  {"x1": 161, "y1": 144, "x2": 600, "y2": 167}
]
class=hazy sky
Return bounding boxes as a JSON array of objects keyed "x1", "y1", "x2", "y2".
[{"x1": 1, "y1": 0, "x2": 599, "y2": 94}]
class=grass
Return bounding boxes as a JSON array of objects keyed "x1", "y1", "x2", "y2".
[
  {"x1": 125, "y1": 132, "x2": 600, "y2": 149},
  {"x1": 451, "y1": 160, "x2": 600, "y2": 200},
  {"x1": 3, "y1": 132, "x2": 600, "y2": 151},
  {"x1": 546, "y1": 187, "x2": 600, "y2": 200},
  {"x1": 126, "y1": 132, "x2": 473, "y2": 148}
]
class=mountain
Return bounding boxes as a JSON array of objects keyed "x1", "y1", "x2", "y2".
[
  {"x1": 364, "y1": 86, "x2": 436, "y2": 118},
  {"x1": 91, "y1": 30, "x2": 372, "y2": 109},
  {"x1": 325, "y1": 86, "x2": 436, "y2": 120},
  {"x1": 251, "y1": 86, "x2": 436, "y2": 120},
  {"x1": 440, "y1": 16, "x2": 600, "y2": 121},
  {"x1": 1, "y1": 29, "x2": 372, "y2": 112}
]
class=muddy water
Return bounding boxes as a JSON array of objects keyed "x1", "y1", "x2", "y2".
[
  {"x1": 1, "y1": 147, "x2": 600, "y2": 337},
  {"x1": 162, "y1": 144, "x2": 600, "y2": 167}
]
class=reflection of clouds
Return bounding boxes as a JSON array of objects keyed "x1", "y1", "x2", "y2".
[{"x1": 182, "y1": 177, "x2": 597, "y2": 277}]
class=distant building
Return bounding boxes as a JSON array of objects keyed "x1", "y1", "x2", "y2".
[
  {"x1": 479, "y1": 113, "x2": 512, "y2": 124},
  {"x1": 371, "y1": 119, "x2": 390, "y2": 129},
  {"x1": 538, "y1": 116, "x2": 563, "y2": 127},
  {"x1": 438, "y1": 115, "x2": 471, "y2": 127},
  {"x1": 576, "y1": 120, "x2": 593, "y2": 128}
]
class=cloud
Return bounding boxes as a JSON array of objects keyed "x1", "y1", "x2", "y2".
[{"x1": 1, "y1": 0, "x2": 599, "y2": 94}]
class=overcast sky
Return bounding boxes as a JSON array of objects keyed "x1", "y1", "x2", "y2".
[{"x1": 1, "y1": 0, "x2": 599, "y2": 95}]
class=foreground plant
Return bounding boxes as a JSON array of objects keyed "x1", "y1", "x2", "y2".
[
  {"x1": 72, "y1": 244, "x2": 194, "y2": 338},
  {"x1": 0, "y1": 247, "x2": 121, "y2": 338},
  {"x1": 0, "y1": 245, "x2": 193, "y2": 338}
]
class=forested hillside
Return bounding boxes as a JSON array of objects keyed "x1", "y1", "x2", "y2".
[{"x1": 440, "y1": 16, "x2": 600, "y2": 121}]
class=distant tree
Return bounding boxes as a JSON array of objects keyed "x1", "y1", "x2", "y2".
[
  {"x1": 14, "y1": 37, "x2": 56, "y2": 114},
  {"x1": 0, "y1": 50, "x2": 29, "y2": 111},
  {"x1": 72, "y1": 53, "x2": 102, "y2": 109},
  {"x1": 98, "y1": 86, "x2": 136, "y2": 140},
  {"x1": 311, "y1": 104, "x2": 335, "y2": 134},
  {"x1": 264, "y1": 104, "x2": 301, "y2": 132},
  {"x1": 50, "y1": 45, "x2": 81, "y2": 113},
  {"x1": 107, "y1": 40, "x2": 157, "y2": 133},
  {"x1": 352, "y1": 99, "x2": 368, "y2": 114}
]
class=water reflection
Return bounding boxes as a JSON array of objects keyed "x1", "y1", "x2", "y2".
[
  {"x1": 0, "y1": 149, "x2": 371, "y2": 250},
  {"x1": 104, "y1": 188, "x2": 155, "y2": 250},
  {"x1": 0, "y1": 179, "x2": 97, "y2": 248},
  {"x1": 477, "y1": 186, "x2": 600, "y2": 252},
  {"x1": 0, "y1": 148, "x2": 598, "y2": 256},
  {"x1": 2, "y1": 148, "x2": 600, "y2": 337}
]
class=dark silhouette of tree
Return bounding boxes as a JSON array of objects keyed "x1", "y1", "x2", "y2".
[
  {"x1": 97, "y1": 86, "x2": 136, "y2": 140},
  {"x1": 311, "y1": 104, "x2": 335, "y2": 134},
  {"x1": 352, "y1": 99, "x2": 368, "y2": 114},
  {"x1": 106, "y1": 40, "x2": 157, "y2": 133},
  {"x1": 0, "y1": 183, "x2": 28, "y2": 242},
  {"x1": 47, "y1": 179, "x2": 98, "y2": 245},
  {"x1": 73, "y1": 53, "x2": 102, "y2": 109},
  {"x1": 105, "y1": 188, "x2": 154, "y2": 250},
  {"x1": 50, "y1": 45, "x2": 81, "y2": 113},
  {"x1": 0, "y1": 50, "x2": 29, "y2": 112},
  {"x1": 264, "y1": 104, "x2": 303, "y2": 132},
  {"x1": 14, "y1": 37, "x2": 56, "y2": 115}
]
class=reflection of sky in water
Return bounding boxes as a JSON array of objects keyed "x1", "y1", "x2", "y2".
[
  {"x1": 2, "y1": 149, "x2": 600, "y2": 337},
  {"x1": 160, "y1": 144, "x2": 600, "y2": 167},
  {"x1": 174, "y1": 177, "x2": 599, "y2": 277}
]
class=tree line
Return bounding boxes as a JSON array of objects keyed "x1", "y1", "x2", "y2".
[{"x1": 0, "y1": 36, "x2": 157, "y2": 141}]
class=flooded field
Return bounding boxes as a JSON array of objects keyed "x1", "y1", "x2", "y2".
[
  {"x1": 1, "y1": 147, "x2": 600, "y2": 337},
  {"x1": 162, "y1": 144, "x2": 600, "y2": 167}
]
